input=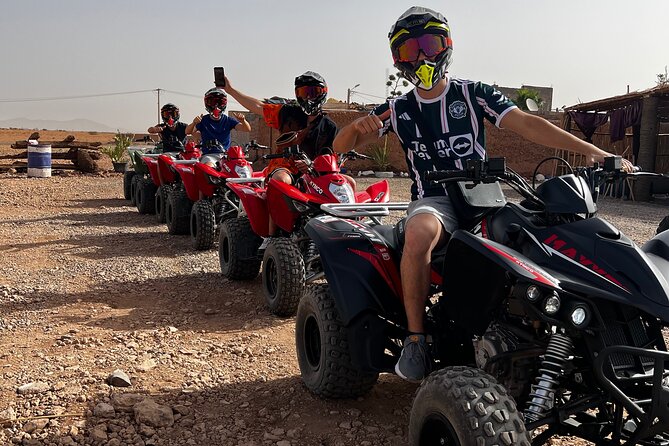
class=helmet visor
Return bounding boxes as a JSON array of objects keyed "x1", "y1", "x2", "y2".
[
  {"x1": 392, "y1": 34, "x2": 449, "y2": 63},
  {"x1": 205, "y1": 95, "x2": 227, "y2": 110},
  {"x1": 295, "y1": 85, "x2": 327, "y2": 100},
  {"x1": 161, "y1": 108, "x2": 179, "y2": 120}
]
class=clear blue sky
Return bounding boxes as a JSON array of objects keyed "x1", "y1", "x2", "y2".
[{"x1": 0, "y1": 0, "x2": 667, "y2": 132}]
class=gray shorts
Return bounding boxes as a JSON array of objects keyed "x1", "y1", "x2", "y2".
[{"x1": 406, "y1": 195, "x2": 459, "y2": 234}]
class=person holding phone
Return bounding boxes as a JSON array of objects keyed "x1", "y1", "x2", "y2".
[
  {"x1": 148, "y1": 103, "x2": 188, "y2": 152},
  {"x1": 224, "y1": 71, "x2": 357, "y2": 249},
  {"x1": 185, "y1": 87, "x2": 251, "y2": 167}
]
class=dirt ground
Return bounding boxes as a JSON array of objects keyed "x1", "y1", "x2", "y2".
[{"x1": 1, "y1": 129, "x2": 668, "y2": 446}]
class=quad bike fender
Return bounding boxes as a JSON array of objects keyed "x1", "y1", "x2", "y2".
[
  {"x1": 193, "y1": 162, "x2": 220, "y2": 199},
  {"x1": 157, "y1": 154, "x2": 178, "y2": 185},
  {"x1": 305, "y1": 216, "x2": 405, "y2": 326},
  {"x1": 142, "y1": 158, "x2": 161, "y2": 187},
  {"x1": 443, "y1": 230, "x2": 561, "y2": 334},
  {"x1": 266, "y1": 178, "x2": 304, "y2": 233},
  {"x1": 226, "y1": 182, "x2": 269, "y2": 237},
  {"x1": 174, "y1": 165, "x2": 199, "y2": 202},
  {"x1": 356, "y1": 179, "x2": 390, "y2": 204}
]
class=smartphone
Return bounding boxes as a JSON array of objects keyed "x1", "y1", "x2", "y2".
[{"x1": 214, "y1": 67, "x2": 225, "y2": 88}]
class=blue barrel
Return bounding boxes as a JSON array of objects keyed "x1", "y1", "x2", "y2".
[{"x1": 27, "y1": 144, "x2": 52, "y2": 178}]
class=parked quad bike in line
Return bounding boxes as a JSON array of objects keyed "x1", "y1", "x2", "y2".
[
  {"x1": 183, "y1": 141, "x2": 269, "y2": 250},
  {"x1": 219, "y1": 131, "x2": 390, "y2": 317},
  {"x1": 295, "y1": 156, "x2": 669, "y2": 445},
  {"x1": 123, "y1": 137, "x2": 184, "y2": 204}
]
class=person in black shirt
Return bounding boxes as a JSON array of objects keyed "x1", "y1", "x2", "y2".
[
  {"x1": 148, "y1": 103, "x2": 188, "y2": 153},
  {"x1": 225, "y1": 71, "x2": 353, "y2": 244},
  {"x1": 334, "y1": 6, "x2": 633, "y2": 383}
]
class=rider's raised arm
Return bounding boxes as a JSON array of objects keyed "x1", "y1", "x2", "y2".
[
  {"x1": 499, "y1": 108, "x2": 633, "y2": 171},
  {"x1": 333, "y1": 107, "x2": 391, "y2": 152},
  {"x1": 223, "y1": 76, "x2": 264, "y2": 116}
]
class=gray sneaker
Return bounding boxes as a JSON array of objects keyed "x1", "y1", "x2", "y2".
[{"x1": 395, "y1": 334, "x2": 431, "y2": 383}]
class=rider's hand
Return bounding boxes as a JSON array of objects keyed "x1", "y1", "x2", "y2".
[
  {"x1": 193, "y1": 115, "x2": 203, "y2": 125},
  {"x1": 232, "y1": 112, "x2": 246, "y2": 122},
  {"x1": 597, "y1": 151, "x2": 634, "y2": 173},
  {"x1": 295, "y1": 160, "x2": 310, "y2": 174},
  {"x1": 352, "y1": 109, "x2": 391, "y2": 135},
  {"x1": 222, "y1": 76, "x2": 232, "y2": 92}
]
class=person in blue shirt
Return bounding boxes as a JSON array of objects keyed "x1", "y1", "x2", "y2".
[
  {"x1": 334, "y1": 6, "x2": 633, "y2": 383},
  {"x1": 186, "y1": 87, "x2": 251, "y2": 166}
]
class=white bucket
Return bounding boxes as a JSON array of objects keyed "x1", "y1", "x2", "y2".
[{"x1": 27, "y1": 144, "x2": 52, "y2": 178}]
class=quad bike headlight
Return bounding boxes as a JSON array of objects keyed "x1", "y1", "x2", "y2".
[
  {"x1": 208, "y1": 174, "x2": 224, "y2": 185},
  {"x1": 570, "y1": 306, "x2": 588, "y2": 327},
  {"x1": 543, "y1": 293, "x2": 561, "y2": 315},
  {"x1": 526, "y1": 285, "x2": 542, "y2": 302},
  {"x1": 329, "y1": 182, "x2": 355, "y2": 203},
  {"x1": 234, "y1": 165, "x2": 251, "y2": 178}
]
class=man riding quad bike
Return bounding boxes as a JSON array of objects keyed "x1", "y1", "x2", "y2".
[{"x1": 295, "y1": 156, "x2": 669, "y2": 446}]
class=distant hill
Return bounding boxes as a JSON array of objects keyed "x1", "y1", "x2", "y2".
[{"x1": 0, "y1": 118, "x2": 118, "y2": 132}]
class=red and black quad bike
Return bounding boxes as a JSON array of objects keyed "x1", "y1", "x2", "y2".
[
  {"x1": 188, "y1": 141, "x2": 269, "y2": 250},
  {"x1": 219, "y1": 131, "x2": 391, "y2": 317},
  {"x1": 152, "y1": 141, "x2": 202, "y2": 224},
  {"x1": 295, "y1": 156, "x2": 669, "y2": 446}
]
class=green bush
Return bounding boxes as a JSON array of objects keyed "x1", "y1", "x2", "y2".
[
  {"x1": 101, "y1": 130, "x2": 134, "y2": 162},
  {"x1": 370, "y1": 145, "x2": 391, "y2": 171}
]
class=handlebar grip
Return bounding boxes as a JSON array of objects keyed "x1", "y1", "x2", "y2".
[{"x1": 424, "y1": 170, "x2": 466, "y2": 181}]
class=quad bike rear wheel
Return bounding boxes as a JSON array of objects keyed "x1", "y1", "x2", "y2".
[
  {"x1": 135, "y1": 179, "x2": 157, "y2": 215},
  {"x1": 166, "y1": 188, "x2": 192, "y2": 235},
  {"x1": 130, "y1": 175, "x2": 141, "y2": 206},
  {"x1": 296, "y1": 283, "x2": 379, "y2": 398},
  {"x1": 218, "y1": 217, "x2": 262, "y2": 280},
  {"x1": 155, "y1": 185, "x2": 170, "y2": 224},
  {"x1": 408, "y1": 366, "x2": 531, "y2": 446},
  {"x1": 123, "y1": 170, "x2": 136, "y2": 200},
  {"x1": 191, "y1": 200, "x2": 216, "y2": 250},
  {"x1": 262, "y1": 238, "x2": 305, "y2": 317}
]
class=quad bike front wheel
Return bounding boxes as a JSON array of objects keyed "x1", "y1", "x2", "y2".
[
  {"x1": 219, "y1": 217, "x2": 262, "y2": 280},
  {"x1": 191, "y1": 200, "x2": 216, "y2": 250},
  {"x1": 262, "y1": 238, "x2": 305, "y2": 317},
  {"x1": 135, "y1": 178, "x2": 157, "y2": 215},
  {"x1": 155, "y1": 185, "x2": 170, "y2": 224},
  {"x1": 123, "y1": 170, "x2": 136, "y2": 200},
  {"x1": 408, "y1": 366, "x2": 531, "y2": 446},
  {"x1": 296, "y1": 283, "x2": 379, "y2": 398},
  {"x1": 165, "y1": 189, "x2": 192, "y2": 235}
]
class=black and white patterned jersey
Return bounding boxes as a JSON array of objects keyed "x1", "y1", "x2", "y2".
[{"x1": 372, "y1": 77, "x2": 516, "y2": 200}]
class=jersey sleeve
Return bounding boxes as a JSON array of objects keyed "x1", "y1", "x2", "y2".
[
  {"x1": 262, "y1": 103, "x2": 283, "y2": 130},
  {"x1": 370, "y1": 102, "x2": 393, "y2": 136},
  {"x1": 474, "y1": 82, "x2": 517, "y2": 128}
]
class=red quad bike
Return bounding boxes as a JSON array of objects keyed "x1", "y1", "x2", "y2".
[
  {"x1": 187, "y1": 141, "x2": 269, "y2": 250},
  {"x1": 219, "y1": 131, "x2": 391, "y2": 317},
  {"x1": 136, "y1": 140, "x2": 201, "y2": 217},
  {"x1": 295, "y1": 156, "x2": 669, "y2": 446}
]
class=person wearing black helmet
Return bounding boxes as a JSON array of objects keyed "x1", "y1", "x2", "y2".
[
  {"x1": 333, "y1": 6, "x2": 633, "y2": 383},
  {"x1": 223, "y1": 72, "x2": 349, "y2": 245},
  {"x1": 148, "y1": 103, "x2": 188, "y2": 152},
  {"x1": 186, "y1": 87, "x2": 251, "y2": 166}
]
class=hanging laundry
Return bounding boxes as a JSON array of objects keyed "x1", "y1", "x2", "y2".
[
  {"x1": 609, "y1": 101, "x2": 642, "y2": 142},
  {"x1": 569, "y1": 111, "x2": 609, "y2": 142}
]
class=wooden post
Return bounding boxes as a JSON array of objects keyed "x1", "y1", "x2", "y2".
[{"x1": 634, "y1": 96, "x2": 660, "y2": 201}]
